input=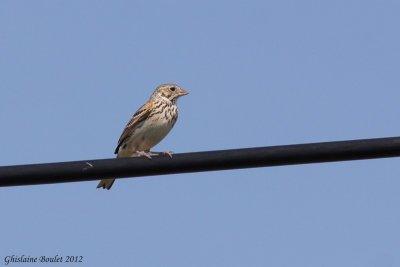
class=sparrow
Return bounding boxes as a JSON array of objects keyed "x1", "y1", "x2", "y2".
[{"x1": 97, "y1": 83, "x2": 188, "y2": 190}]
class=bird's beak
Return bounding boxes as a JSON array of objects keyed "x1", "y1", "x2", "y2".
[{"x1": 179, "y1": 88, "x2": 189, "y2": 96}]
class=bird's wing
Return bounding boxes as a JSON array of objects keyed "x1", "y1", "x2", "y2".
[{"x1": 114, "y1": 100, "x2": 154, "y2": 154}]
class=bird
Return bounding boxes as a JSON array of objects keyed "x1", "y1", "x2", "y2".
[{"x1": 97, "y1": 83, "x2": 188, "y2": 190}]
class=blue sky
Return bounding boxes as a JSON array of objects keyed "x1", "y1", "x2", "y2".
[{"x1": 1, "y1": 0, "x2": 400, "y2": 266}]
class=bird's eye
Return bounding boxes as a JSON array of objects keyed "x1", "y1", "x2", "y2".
[{"x1": 170, "y1": 87, "x2": 176, "y2": 91}]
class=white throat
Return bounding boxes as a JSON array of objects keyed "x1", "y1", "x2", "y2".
[{"x1": 153, "y1": 94, "x2": 173, "y2": 105}]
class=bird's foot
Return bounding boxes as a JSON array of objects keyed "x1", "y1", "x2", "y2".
[
  {"x1": 135, "y1": 151, "x2": 155, "y2": 159},
  {"x1": 149, "y1": 151, "x2": 173, "y2": 158},
  {"x1": 162, "y1": 151, "x2": 173, "y2": 158}
]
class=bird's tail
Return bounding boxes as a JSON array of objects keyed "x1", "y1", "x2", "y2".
[{"x1": 97, "y1": 178, "x2": 115, "y2": 190}]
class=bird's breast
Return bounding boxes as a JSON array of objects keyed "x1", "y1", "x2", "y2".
[{"x1": 126, "y1": 104, "x2": 178, "y2": 151}]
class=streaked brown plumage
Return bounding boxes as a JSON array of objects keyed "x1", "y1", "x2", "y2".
[{"x1": 97, "y1": 83, "x2": 188, "y2": 190}]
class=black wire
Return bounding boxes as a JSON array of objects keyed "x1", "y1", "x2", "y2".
[{"x1": 1, "y1": 136, "x2": 400, "y2": 187}]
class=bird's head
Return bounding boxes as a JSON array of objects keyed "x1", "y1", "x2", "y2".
[{"x1": 151, "y1": 83, "x2": 188, "y2": 104}]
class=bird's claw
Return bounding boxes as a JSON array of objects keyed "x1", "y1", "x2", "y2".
[
  {"x1": 162, "y1": 151, "x2": 173, "y2": 158},
  {"x1": 135, "y1": 151, "x2": 154, "y2": 159},
  {"x1": 134, "y1": 151, "x2": 173, "y2": 159}
]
